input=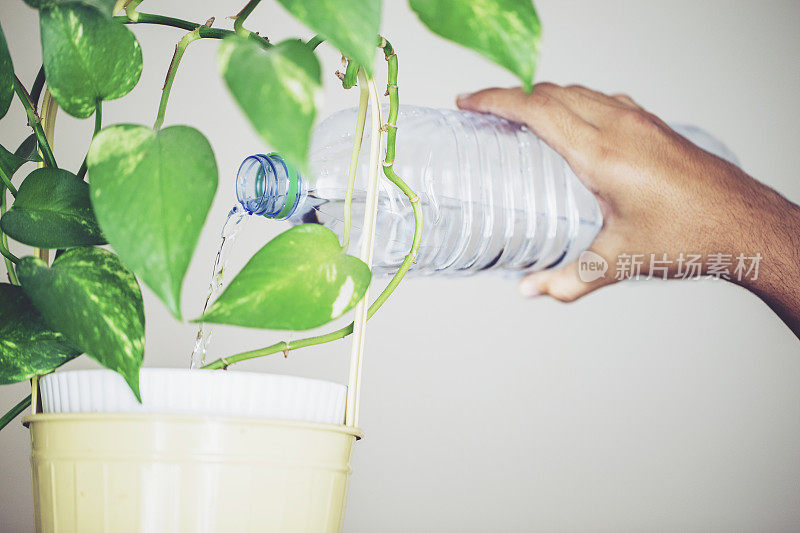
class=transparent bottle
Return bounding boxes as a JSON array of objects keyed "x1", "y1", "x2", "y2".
[{"x1": 236, "y1": 105, "x2": 738, "y2": 276}]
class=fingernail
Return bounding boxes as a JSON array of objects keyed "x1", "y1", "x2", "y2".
[
  {"x1": 518, "y1": 277, "x2": 541, "y2": 298},
  {"x1": 456, "y1": 92, "x2": 473, "y2": 104}
]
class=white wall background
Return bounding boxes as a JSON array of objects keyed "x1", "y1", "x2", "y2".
[{"x1": 1, "y1": 0, "x2": 799, "y2": 531}]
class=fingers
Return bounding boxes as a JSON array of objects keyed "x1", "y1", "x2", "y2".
[
  {"x1": 517, "y1": 236, "x2": 620, "y2": 302},
  {"x1": 456, "y1": 84, "x2": 653, "y2": 181},
  {"x1": 611, "y1": 93, "x2": 640, "y2": 109},
  {"x1": 457, "y1": 86, "x2": 599, "y2": 173},
  {"x1": 548, "y1": 84, "x2": 632, "y2": 125},
  {"x1": 518, "y1": 261, "x2": 615, "y2": 302}
]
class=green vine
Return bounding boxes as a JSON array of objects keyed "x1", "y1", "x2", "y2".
[
  {"x1": 233, "y1": 0, "x2": 262, "y2": 38},
  {"x1": 342, "y1": 69, "x2": 370, "y2": 250},
  {"x1": 0, "y1": 185, "x2": 21, "y2": 272},
  {"x1": 12, "y1": 76, "x2": 57, "y2": 169},
  {"x1": 307, "y1": 34, "x2": 324, "y2": 50},
  {"x1": 115, "y1": 9, "x2": 270, "y2": 49},
  {"x1": 76, "y1": 100, "x2": 102, "y2": 180},
  {"x1": 203, "y1": 37, "x2": 423, "y2": 370},
  {"x1": 0, "y1": 394, "x2": 31, "y2": 432},
  {"x1": 341, "y1": 59, "x2": 359, "y2": 90},
  {"x1": 0, "y1": 168, "x2": 17, "y2": 197},
  {"x1": 153, "y1": 22, "x2": 209, "y2": 130}
]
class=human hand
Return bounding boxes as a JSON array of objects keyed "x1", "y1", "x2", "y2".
[{"x1": 457, "y1": 84, "x2": 800, "y2": 336}]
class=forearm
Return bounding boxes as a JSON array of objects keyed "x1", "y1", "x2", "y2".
[{"x1": 729, "y1": 182, "x2": 800, "y2": 337}]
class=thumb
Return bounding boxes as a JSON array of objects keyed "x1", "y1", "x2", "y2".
[{"x1": 518, "y1": 251, "x2": 617, "y2": 303}]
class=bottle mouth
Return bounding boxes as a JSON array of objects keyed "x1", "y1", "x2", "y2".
[{"x1": 236, "y1": 153, "x2": 304, "y2": 219}]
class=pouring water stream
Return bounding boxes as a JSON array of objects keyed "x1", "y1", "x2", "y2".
[{"x1": 189, "y1": 204, "x2": 250, "y2": 369}]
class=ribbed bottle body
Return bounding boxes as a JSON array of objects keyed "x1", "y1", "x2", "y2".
[{"x1": 295, "y1": 105, "x2": 604, "y2": 276}]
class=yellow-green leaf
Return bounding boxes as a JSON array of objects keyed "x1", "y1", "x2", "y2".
[
  {"x1": 87, "y1": 125, "x2": 218, "y2": 319},
  {"x1": 0, "y1": 283, "x2": 80, "y2": 385},
  {"x1": 409, "y1": 0, "x2": 541, "y2": 91},
  {"x1": 17, "y1": 248, "x2": 144, "y2": 399},
  {"x1": 40, "y1": 3, "x2": 142, "y2": 118},
  {"x1": 200, "y1": 224, "x2": 371, "y2": 330},
  {"x1": 219, "y1": 37, "x2": 321, "y2": 172},
  {"x1": 1, "y1": 168, "x2": 106, "y2": 248},
  {"x1": 275, "y1": 0, "x2": 380, "y2": 73}
]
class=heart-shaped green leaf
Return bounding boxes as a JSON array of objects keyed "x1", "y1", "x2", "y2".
[
  {"x1": 219, "y1": 37, "x2": 321, "y2": 172},
  {"x1": 1, "y1": 167, "x2": 105, "y2": 248},
  {"x1": 409, "y1": 0, "x2": 541, "y2": 91},
  {"x1": 275, "y1": 0, "x2": 380, "y2": 73},
  {"x1": 17, "y1": 247, "x2": 144, "y2": 399},
  {"x1": 0, "y1": 22, "x2": 13, "y2": 119},
  {"x1": 0, "y1": 283, "x2": 81, "y2": 385},
  {"x1": 40, "y1": 3, "x2": 142, "y2": 118},
  {"x1": 25, "y1": 0, "x2": 118, "y2": 17},
  {"x1": 87, "y1": 124, "x2": 217, "y2": 319},
  {"x1": 200, "y1": 224, "x2": 371, "y2": 330}
]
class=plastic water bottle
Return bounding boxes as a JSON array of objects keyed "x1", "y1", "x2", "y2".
[{"x1": 236, "y1": 105, "x2": 738, "y2": 276}]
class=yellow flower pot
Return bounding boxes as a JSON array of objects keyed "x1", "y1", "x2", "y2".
[{"x1": 25, "y1": 413, "x2": 361, "y2": 533}]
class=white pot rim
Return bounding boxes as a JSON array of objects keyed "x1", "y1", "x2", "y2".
[
  {"x1": 39, "y1": 368, "x2": 348, "y2": 426},
  {"x1": 49, "y1": 367, "x2": 344, "y2": 388}
]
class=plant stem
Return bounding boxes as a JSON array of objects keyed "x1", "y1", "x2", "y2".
[
  {"x1": 2, "y1": 247, "x2": 21, "y2": 264},
  {"x1": 233, "y1": 0, "x2": 261, "y2": 37},
  {"x1": 202, "y1": 253, "x2": 416, "y2": 369},
  {"x1": 12, "y1": 76, "x2": 57, "y2": 169},
  {"x1": 0, "y1": 185, "x2": 21, "y2": 278},
  {"x1": 116, "y1": 12, "x2": 220, "y2": 36},
  {"x1": 0, "y1": 395, "x2": 32, "y2": 432},
  {"x1": 342, "y1": 72, "x2": 370, "y2": 250},
  {"x1": 116, "y1": 11, "x2": 270, "y2": 49},
  {"x1": 342, "y1": 60, "x2": 359, "y2": 90},
  {"x1": 307, "y1": 34, "x2": 324, "y2": 50},
  {"x1": 202, "y1": 37, "x2": 424, "y2": 371},
  {"x1": 33, "y1": 91, "x2": 57, "y2": 265},
  {"x1": 381, "y1": 38, "x2": 399, "y2": 164},
  {"x1": 0, "y1": 180, "x2": 18, "y2": 281},
  {"x1": 76, "y1": 100, "x2": 102, "y2": 180},
  {"x1": 0, "y1": 168, "x2": 16, "y2": 197},
  {"x1": 373, "y1": 36, "x2": 423, "y2": 316},
  {"x1": 123, "y1": 0, "x2": 143, "y2": 18},
  {"x1": 154, "y1": 26, "x2": 205, "y2": 131}
]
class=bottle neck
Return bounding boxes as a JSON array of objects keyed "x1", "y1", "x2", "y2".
[{"x1": 236, "y1": 153, "x2": 306, "y2": 219}]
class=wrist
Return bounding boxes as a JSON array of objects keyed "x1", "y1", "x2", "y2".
[
  {"x1": 720, "y1": 174, "x2": 800, "y2": 334},
  {"x1": 697, "y1": 165, "x2": 790, "y2": 276}
]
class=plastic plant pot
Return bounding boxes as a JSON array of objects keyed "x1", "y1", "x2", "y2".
[{"x1": 24, "y1": 369, "x2": 361, "y2": 533}]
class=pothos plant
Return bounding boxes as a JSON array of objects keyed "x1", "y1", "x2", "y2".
[{"x1": 0, "y1": 0, "x2": 541, "y2": 429}]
